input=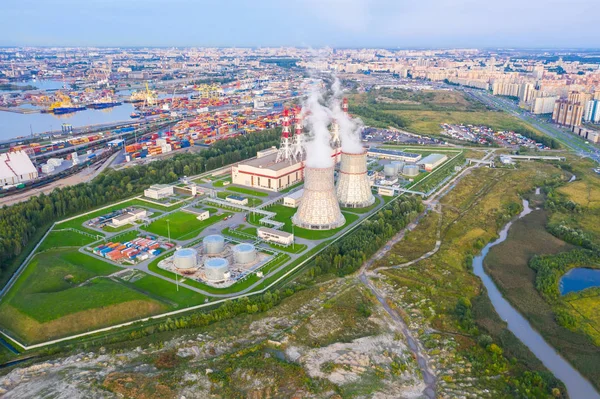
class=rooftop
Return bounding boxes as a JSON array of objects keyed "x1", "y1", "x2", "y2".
[
  {"x1": 367, "y1": 148, "x2": 421, "y2": 159},
  {"x1": 238, "y1": 152, "x2": 303, "y2": 172}
]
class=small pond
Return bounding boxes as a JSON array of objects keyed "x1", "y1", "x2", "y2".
[{"x1": 559, "y1": 268, "x2": 600, "y2": 295}]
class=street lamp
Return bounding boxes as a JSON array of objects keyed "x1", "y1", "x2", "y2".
[{"x1": 167, "y1": 219, "x2": 171, "y2": 244}]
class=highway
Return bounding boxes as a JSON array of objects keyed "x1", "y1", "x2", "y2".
[{"x1": 463, "y1": 88, "x2": 600, "y2": 164}]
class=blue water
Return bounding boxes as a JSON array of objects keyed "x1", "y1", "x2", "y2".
[{"x1": 560, "y1": 268, "x2": 600, "y2": 295}]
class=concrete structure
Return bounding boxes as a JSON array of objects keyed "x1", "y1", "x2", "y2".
[
  {"x1": 378, "y1": 187, "x2": 395, "y2": 196},
  {"x1": 552, "y1": 93, "x2": 587, "y2": 128},
  {"x1": 257, "y1": 226, "x2": 294, "y2": 246},
  {"x1": 572, "y1": 126, "x2": 600, "y2": 143},
  {"x1": 584, "y1": 99, "x2": 600, "y2": 123},
  {"x1": 0, "y1": 151, "x2": 38, "y2": 187},
  {"x1": 41, "y1": 163, "x2": 55, "y2": 174},
  {"x1": 47, "y1": 158, "x2": 63, "y2": 167},
  {"x1": 336, "y1": 151, "x2": 375, "y2": 208},
  {"x1": 204, "y1": 257, "x2": 229, "y2": 281},
  {"x1": 232, "y1": 243, "x2": 257, "y2": 265},
  {"x1": 417, "y1": 154, "x2": 448, "y2": 171},
  {"x1": 531, "y1": 96, "x2": 559, "y2": 114},
  {"x1": 402, "y1": 164, "x2": 419, "y2": 177},
  {"x1": 257, "y1": 147, "x2": 278, "y2": 158},
  {"x1": 366, "y1": 148, "x2": 422, "y2": 162},
  {"x1": 173, "y1": 248, "x2": 198, "y2": 271},
  {"x1": 283, "y1": 189, "x2": 303, "y2": 208},
  {"x1": 231, "y1": 152, "x2": 304, "y2": 192},
  {"x1": 144, "y1": 184, "x2": 174, "y2": 200},
  {"x1": 196, "y1": 210, "x2": 210, "y2": 221},
  {"x1": 225, "y1": 194, "x2": 248, "y2": 206},
  {"x1": 292, "y1": 166, "x2": 345, "y2": 230},
  {"x1": 111, "y1": 208, "x2": 147, "y2": 227},
  {"x1": 203, "y1": 234, "x2": 225, "y2": 254}
]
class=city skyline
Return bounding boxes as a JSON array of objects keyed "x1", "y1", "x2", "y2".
[{"x1": 1, "y1": 0, "x2": 597, "y2": 48}]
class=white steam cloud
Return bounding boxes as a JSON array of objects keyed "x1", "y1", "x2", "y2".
[
  {"x1": 302, "y1": 84, "x2": 334, "y2": 168},
  {"x1": 330, "y1": 77, "x2": 364, "y2": 154}
]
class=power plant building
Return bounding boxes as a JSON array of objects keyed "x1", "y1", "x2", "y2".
[
  {"x1": 336, "y1": 151, "x2": 375, "y2": 208},
  {"x1": 231, "y1": 152, "x2": 304, "y2": 192},
  {"x1": 0, "y1": 151, "x2": 38, "y2": 187},
  {"x1": 366, "y1": 148, "x2": 422, "y2": 163},
  {"x1": 292, "y1": 166, "x2": 345, "y2": 230},
  {"x1": 257, "y1": 227, "x2": 294, "y2": 246},
  {"x1": 283, "y1": 189, "x2": 303, "y2": 208}
]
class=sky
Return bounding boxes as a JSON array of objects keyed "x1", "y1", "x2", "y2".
[{"x1": 1, "y1": 0, "x2": 597, "y2": 48}]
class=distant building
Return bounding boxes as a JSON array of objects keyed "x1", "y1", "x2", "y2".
[
  {"x1": 225, "y1": 194, "x2": 248, "y2": 206},
  {"x1": 584, "y1": 99, "x2": 600, "y2": 123},
  {"x1": 0, "y1": 151, "x2": 38, "y2": 187},
  {"x1": 144, "y1": 184, "x2": 174, "y2": 199},
  {"x1": 231, "y1": 152, "x2": 304, "y2": 192},
  {"x1": 571, "y1": 126, "x2": 600, "y2": 143},
  {"x1": 366, "y1": 148, "x2": 422, "y2": 163},
  {"x1": 531, "y1": 96, "x2": 559, "y2": 114},
  {"x1": 552, "y1": 94, "x2": 585, "y2": 127}
]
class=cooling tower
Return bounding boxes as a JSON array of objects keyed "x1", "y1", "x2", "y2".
[
  {"x1": 336, "y1": 151, "x2": 375, "y2": 208},
  {"x1": 292, "y1": 166, "x2": 345, "y2": 230}
]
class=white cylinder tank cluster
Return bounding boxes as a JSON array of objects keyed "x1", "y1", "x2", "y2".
[
  {"x1": 233, "y1": 243, "x2": 256, "y2": 265},
  {"x1": 336, "y1": 151, "x2": 375, "y2": 208},
  {"x1": 383, "y1": 164, "x2": 397, "y2": 177},
  {"x1": 204, "y1": 257, "x2": 229, "y2": 281},
  {"x1": 173, "y1": 248, "x2": 198, "y2": 271},
  {"x1": 292, "y1": 166, "x2": 345, "y2": 230},
  {"x1": 203, "y1": 234, "x2": 225, "y2": 254},
  {"x1": 403, "y1": 164, "x2": 419, "y2": 177}
]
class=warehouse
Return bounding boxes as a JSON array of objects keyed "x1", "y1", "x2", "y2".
[
  {"x1": 231, "y1": 152, "x2": 304, "y2": 192},
  {"x1": 144, "y1": 184, "x2": 174, "y2": 199},
  {"x1": 257, "y1": 227, "x2": 294, "y2": 246},
  {"x1": 282, "y1": 189, "x2": 303, "y2": 208},
  {"x1": 111, "y1": 208, "x2": 148, "y2": 227},
  {"x1": 0, "y1": 151, "x2": 38, "y2": 187},
  {"x1": 417, "y1": 154, "x2": 448, "y2": 171},
  {"x1": 366, "y1": 148, "x2": 422, "y2": 163}
]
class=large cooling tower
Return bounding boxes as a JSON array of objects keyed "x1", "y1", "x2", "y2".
[
  {"x1": 336, "y1": 151, "x2": 375, "y2": 208},
  {"x1": 292, "y1": 166, "x2": 345, "y2": 230}
]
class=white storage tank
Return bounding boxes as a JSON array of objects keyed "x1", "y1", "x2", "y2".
[
  {"x1": 402, "y1": 164, "x2": 419, "y2": 177},
  {"x1": 204, "y1": 257, "x2": 229, "y2": 281},
  {"x1": 233, "y1": 243, "x2": 256, "y2": 265},
  {"x1": 203, "y1": 234, "x2": 225, "y2": 254},
  {"x1": 173, "y1": 248, "x2": 198, "y2": 271},
  {"x1": 391, "y1": 161, "x2": 405, "y2": 171},
  {"x1": 383, "y1": 164, "x2": 397, "y2": 177}
]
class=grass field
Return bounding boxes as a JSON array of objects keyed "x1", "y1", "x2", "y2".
[
  {"x1": 0, "y1": 248, "x2": 170, "y2": 343},
  {"x1": 128, "y1": 273, "x2": 206, "y2": 308},
  {"x1": 226, "y1": 186, "x2": 270, "y2": 197},
  {"x1": 255, "y1": 204, "x2": 360, "y2": 240},
  {"x1": 37, "y1": 229, "x2": 95, "y2": 252},
  {"x1": 144, "y1": 211, "x2": 231, "y2": 241},
  {"x1": 212, "y1": 176, "x2": 232, "y2": 187},
  {"x1": 484, "y1": 209, "x2": 600, "y2": 387}
]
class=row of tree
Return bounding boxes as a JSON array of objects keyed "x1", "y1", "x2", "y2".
[{"x1": 0, "y1": 129, "x2": 282, "y2": 283}]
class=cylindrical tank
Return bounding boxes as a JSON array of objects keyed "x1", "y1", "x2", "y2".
[
  {"x1": 173, "y1": 248, "x2": 198, "y2": 270},
  {"x1": 203, "y1": 234, "x2": 225, "y2": 254},
  {"x1": 204, "y1": 257, "x2": 229, "y2": 281},
  {"x1": 383, "y1": 164, "x2": 397, "y2": 177},
  {"x1": 233, "y1": 243, "x2": 256, "y2": 264},
  {"x1": 391, "y1": 161, "x2": 405, "y2": 171},
  {"x1": 292, "y1": 166, "x2": 345, "y2": 230},
  {"x1": 402, "y1": 164, "x2": 419, "y2": 177}
]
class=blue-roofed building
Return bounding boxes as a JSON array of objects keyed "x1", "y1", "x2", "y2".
[
  {"x1": 366, "y1": 148, "x2": 422, "y2": 162},
  {"x1": 225, "y1": 194, "x2": 248, "y2": 205}
]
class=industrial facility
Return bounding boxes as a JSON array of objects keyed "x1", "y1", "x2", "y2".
[
  {"x1": 336, "y1": 150, "x2": 375, "y2": 208},
  {"x1": 0, "y1": 151, "x2": 38, "y2": 187},
  {"x1": 292, "y1": 166, "x2": 345, "y2": 230}
]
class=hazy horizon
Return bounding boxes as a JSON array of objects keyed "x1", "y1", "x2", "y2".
[{"x1": 1, "y1": 0, "x2": 597, "y2": 48}]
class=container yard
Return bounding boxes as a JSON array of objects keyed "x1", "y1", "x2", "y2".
[{"x1": 90, "y1": 234, "x2": 173, "y2": 264}]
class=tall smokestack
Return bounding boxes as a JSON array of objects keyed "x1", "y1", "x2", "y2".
[
  {"x1": 292, "y1": 166, "x2": 345, "y2": 230},
  {"x1": 276, "y1": 107, "x2": 294, "y2": 163},
  {"x1": 342, "y1": 97, "x2": 348, "y2": 114},
  {"x1": 336, "y1": 150, "x2": 375, "y2": 208}
]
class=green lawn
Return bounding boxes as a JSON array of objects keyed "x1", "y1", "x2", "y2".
[
  {"x1": 223, "y1": 226, "x2": 308, "y2": 254},
  {"x1": 37, "y1": 230, "x2": 95, "y2": 252},
  {"x1": 129, "y1": 274, "x2": 206, "y2": 307},
  {"x1": 212, "y1": 176, "x2": 232, "y2": 187},
  {"x1": 144, "y1": 211, "x2": 232, "y2": 241},
  {"x1": 217, "y1": 191, "x2": 264, "y2": 206},
  {"x1": 226, "y1": 186, "x2": 270, "y2": 197},
  {"x1": 279, "y1": 182, "x2": 304, "y2": 193},
  {"x1": 255, "y1": 204, "x2": 360, "y2": 240},
  {"x1": 102, "y1": 224, "x2": 132, "y2": 233}
]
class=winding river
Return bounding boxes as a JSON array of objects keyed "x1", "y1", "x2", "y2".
[{"x1": 473, "y1": 199, "x2": 600, "y2": 399}]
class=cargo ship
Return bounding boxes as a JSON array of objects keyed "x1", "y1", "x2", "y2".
[
  {"x1": 130, "y1": 109, "x2": 167, "y2": 118},
  {"x1": 52, "y1": 106, "x2": 86, "y2": 114},
  {"x1": 86, "y1": 101, "x2": 122, "y2": 110}
]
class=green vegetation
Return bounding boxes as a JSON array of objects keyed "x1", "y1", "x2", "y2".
[
  {"x1": 376, "y1": 163, "x2": 569, "y2": 397},
  {"x1": 129, "y1": 274, "x2": 206, "y2": 308},
  {"x1": 37, "y1": 229, "x2": 95, "y2": 252},
  {"x1": 0, "y1": 128, "x2": 283, "y2": 289},
  {"x1": 144, "y1": 211, "x2": 231, "y2": 241},
  {"x1": 211, "y1": 175, "x2": 232, "y2": 187},
  {"x1": 226, "y1": 186, "x2": 270, "y2": 197},
  {"x1": 349, "y1": 88, "x2": 559, "y2": 148},
  {"x1": 252, "y1": 204, "x2": 361, "y2": 240}
]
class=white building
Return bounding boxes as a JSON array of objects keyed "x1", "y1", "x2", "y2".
[
  {"x1": 196, "y1": 210, "x2": 210, "y2": 221},
  {"x1": 111, "y1": 208, "x2": 148, "y2": 227},
  {"x1": 225, "y1": 195, "x2": 248, "y2": 206},
  {"x1": 0, "y1": 151, "x2": 38, "y2": 187},
  {"x1": 144, "y1": 184, "x2": 174, "y2": 199},
  {"x1": 283, "y1": 189, "x2": 303, "y2": 208},
  {"x1": 417, "y1": 154, "x2": 448, "y2": 172},
  {"x1": 257, "y1": 227, "x2": 294, "y2": 246}
]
